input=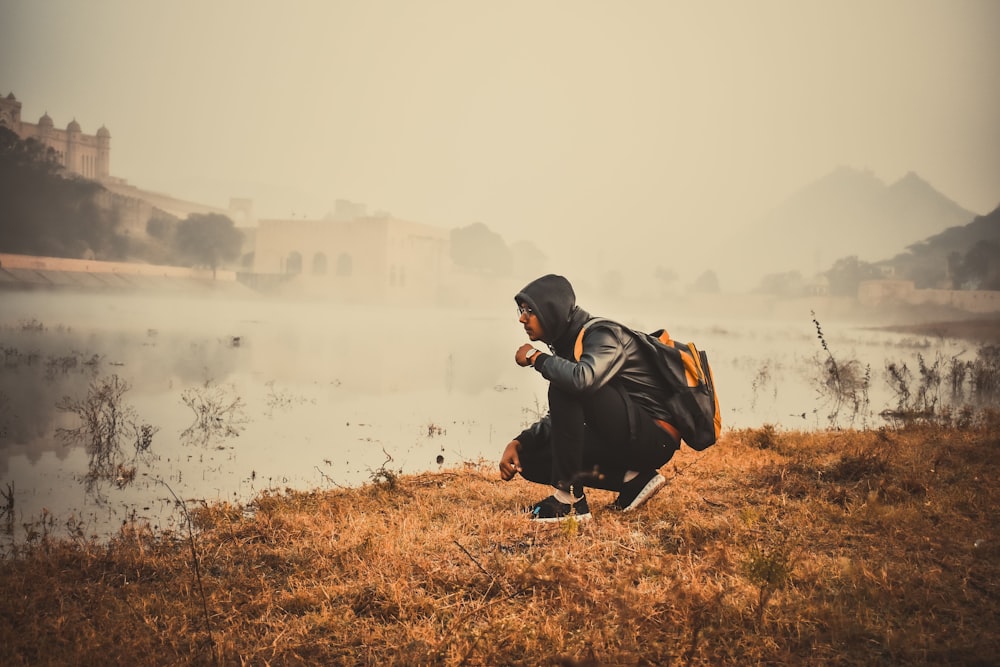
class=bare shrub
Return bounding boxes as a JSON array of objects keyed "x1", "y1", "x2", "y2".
[
  {"x1": 885, "y1": 360, "x2": 912, "y2": 411},
  {"x1": 750, "y1": 363, "x2": 774, "y2": 410},
  {"x1": 970, "y1": 345, "x2": 1000, "y2": 405},
  {"x1": 56, "y1": 374, "x2": 157, "y2": 496},
  {"x1": 810, "y1": 313, "x2": 871, "y2": 428},
  {"x1": 368, "y1": 449, "x2": 402, "y2": 490},
  {"x1": 915, "y1": 352, "x2": 943, "y2": 409},
  {"x1": 180, "y1": 380, "x2": 248, "y2": 447},
  {"x1": 948, "y1": 354, "x2": 971, "y2": 400},
  {"x1": 885, "y1": 346, "x2": 999, "y2": 426},
  {"x1": 1, "y1": 481, "x2": 13, "y2": 536},
  {"x1": 747, "y1": 424, "x2": 779, "y2": 450},
  {"x1": 742, "y1": 541, "x2": 795, "y2": 624}
]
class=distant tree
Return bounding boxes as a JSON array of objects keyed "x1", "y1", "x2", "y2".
[
  {"x1": 0, "y1": 125, "x2": 60, "y2": 173},
  {"x1": 692, "y1": 269, "x2": 720, "y2": 293},
  {"x1": 146, "y1": 214, "x2": 176, "y2": 241},
  {"x1": 654, "y1": 266, "x2": 677, "y2": 283},
  {"x1": 509, "y1": 239, "x2": 546, "y2": 278},
  {"x1": 449, "y1": 222, "x2": 512, "y2": 276},
  {"x1": 755, "y1": 271, "x2": 805, "y2": 297},
  {"x1": 0, "y1": 125, "x2": 126, "y2": 260},
  {"x1": 952, "y1": 240, "x2": 1000, "y2": 290},
  {"x1": 173, "y1": 213, "x2": 243, "y2": 277},
  {"x1": 947, "y1": 251, "x2": 963, "y2": 286},
  {"x1": 908, "y1": 262, "x2": 948, "y2": 290},
  {"x1": 824, "y1": 256, "x2": 882, "y2": 297},
  {"x1": 653, "y1": 266, "x2": 678, "y2": 295}
]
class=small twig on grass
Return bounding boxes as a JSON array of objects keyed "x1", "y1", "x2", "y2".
[
  {"x1": 313, "y1": 466, "x2": 346, "y2": 488},
  {"x1": 454, "y1": 539, "x2": 494, "y2": 581},
  {"x1": 664, "y1": 450, "x2": 711, "y2": 481},
  {"x1": 157, "y1": 479, "x2": 219, "y2": 667},
  {"x1": 684, "y1": 586, "x2": 728, "y2": 667},
  {"x1": 442, "y1": 539, "x2": 532, "y2": 662},
  {"x1": 441, "y1": 582, "x2": 531, "y2": 663}
]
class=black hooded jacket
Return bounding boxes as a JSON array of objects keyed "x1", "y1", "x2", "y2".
[{"x1": 513, "y1": 274, "x2": 675, "y2": 449}]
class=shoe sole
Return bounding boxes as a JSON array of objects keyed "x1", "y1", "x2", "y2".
[
  {"x1": 530, "y1": 512, "x2": 593, "y2": 524},
  {"x1": 622, "y1": 474, "x2": 666, "y2": 512}
]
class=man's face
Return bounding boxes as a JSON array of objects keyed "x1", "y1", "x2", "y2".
[{"x1": 518, "y1": 304, "x2": 545, "y2": 342}]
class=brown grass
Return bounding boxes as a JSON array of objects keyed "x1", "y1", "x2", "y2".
[{"x1": 2, "y1": 420, "x2": 999, "y2": 666}]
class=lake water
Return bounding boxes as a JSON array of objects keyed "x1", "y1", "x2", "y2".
[{"x1": 0, "y1": 289, "x2": 976, "y2": 547}]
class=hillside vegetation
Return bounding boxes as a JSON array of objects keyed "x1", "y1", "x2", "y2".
[
  {"x1": 0, "y1": 126, "x2": 243, "y2": 271},
  {"x1": 2, "y1": 420, "x2": 997, "y2": 666}
]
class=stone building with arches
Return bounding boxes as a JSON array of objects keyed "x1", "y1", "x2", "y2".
[
  {"x1": 253, "y1": 214, "x2": 452, "y2": 303},
  {"x1": 0, "y1": 92, "x2": 111, "y2": 180}
]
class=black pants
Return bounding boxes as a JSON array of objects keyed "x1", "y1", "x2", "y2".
[{"x1": 519, "y1": 382, "x2": 679, "y2": 493}]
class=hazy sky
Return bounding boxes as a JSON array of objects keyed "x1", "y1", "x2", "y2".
[{"x1": 2, "y1": 0, "x2": 998, "y2": 277}]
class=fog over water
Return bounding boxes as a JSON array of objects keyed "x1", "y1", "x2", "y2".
[{"x1": 0, "y1": 289, "x2": 978, "y2": 545}]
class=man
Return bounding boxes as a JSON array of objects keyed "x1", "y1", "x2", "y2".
[{"x1": 499, "y1": 274, "x2": 681, "y2": 522}]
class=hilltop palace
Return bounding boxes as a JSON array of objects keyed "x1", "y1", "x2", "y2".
[
  {"x1": 0, "y1": 91, "x2": 474, "y2": 304},
  {"x1": 0, "y1": 92, "x2": 110, "y2": 180}
]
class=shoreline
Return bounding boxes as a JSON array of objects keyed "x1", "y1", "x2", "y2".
[{"x1": 873, "y1": 315, "x2": 1000, "y2": 344}]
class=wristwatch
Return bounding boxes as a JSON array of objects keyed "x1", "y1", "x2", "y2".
[{"x1": 526, "y1": 349, "x2": 539, "y2": 365}]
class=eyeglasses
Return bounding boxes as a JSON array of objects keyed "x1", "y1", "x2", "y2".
[{"x1": 517, "y1": 304, "x2": 534, "y2": 317}]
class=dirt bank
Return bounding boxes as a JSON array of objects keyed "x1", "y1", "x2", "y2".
[{"x1": 876, "y1": 316, "x2": 1000, "y2": 344}]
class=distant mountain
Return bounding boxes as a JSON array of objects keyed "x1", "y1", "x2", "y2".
[{"x1": 713, "y1": 166, "x2": 977, "y2": 290}]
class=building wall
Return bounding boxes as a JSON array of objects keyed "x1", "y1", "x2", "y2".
[
  {"x1": 0, "y1": 252, "x2": 234, "y2": 281},
  {"x1": 254, "y1": 216, "x2": 451, "y2": 302},
  {"x1": 91, "y1": 188, "x2": 159, "y2": 237},
  {"x1": 859, "y1": 279, "x2": 1000, "y2": 313},
  {"x1": 906, "y1": 288, "x2": 1000, "y2": 313}
]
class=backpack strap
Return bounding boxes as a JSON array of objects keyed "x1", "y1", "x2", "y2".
[
  {"x1": 572, "y1": 317, "x2": 611, "y2": 361},
  {"x1": 655, "y1": 419, "x2": 681, "y2": 442}
]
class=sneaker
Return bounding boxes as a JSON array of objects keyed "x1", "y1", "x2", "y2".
[
  {"x1": 611, "y1": 470, "x2": 666, "y2": 512},
  {"x1": 527, "y1": 494, "x2": 592, "y2": 523}
]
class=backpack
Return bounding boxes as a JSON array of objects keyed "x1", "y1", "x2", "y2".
[{"x1": 574, "y1": 318, "x2": 721, "y2": 450}]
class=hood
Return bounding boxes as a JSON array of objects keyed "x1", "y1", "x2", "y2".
[{"x1": 515, "y1": 274, "x2": 590, "y2": 347}]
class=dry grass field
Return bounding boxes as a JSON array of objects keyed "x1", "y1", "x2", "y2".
[{"x1": 2, "y1": 416, "x2": 998, "y2": 666}]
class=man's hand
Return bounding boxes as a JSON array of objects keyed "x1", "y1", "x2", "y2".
[
  {"x1": 515, "y1": 343, "x2": 537, "y2": 367},
  {"x1": 499, "y1": 440, "x2": 522, "y2": 480}
]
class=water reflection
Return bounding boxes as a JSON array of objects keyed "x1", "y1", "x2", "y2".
[
  {"x1": 0, "y1": 291, "x2": 985, "y2": 546},
  {"x1": 54, "y1": 374, "x2": 157, "y2": 502},
  {"x1": 1, "y1": 292, "x2": 528, "y2": 545}
]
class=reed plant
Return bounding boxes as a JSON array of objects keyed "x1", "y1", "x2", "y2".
[
  {"x1": 1, "y1": 482, "x2": 13, "y2": 536},
  {"x1": 810, "y1": 312, "x2": 871, "y2": 428},
  {"x1": 883, "y1": 344, "x2": 1000, "y2": 427}
]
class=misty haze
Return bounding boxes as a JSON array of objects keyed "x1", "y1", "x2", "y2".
[{"x1": 2, "y1": 284, "x2": 991, "y2": 543}]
